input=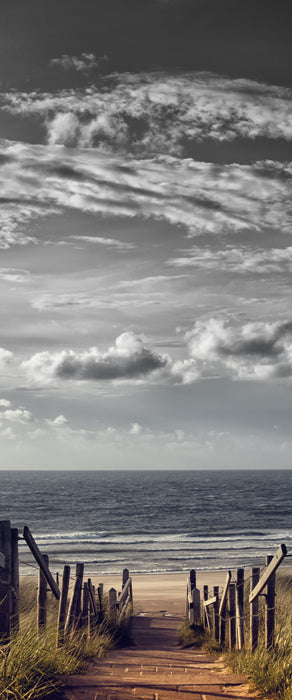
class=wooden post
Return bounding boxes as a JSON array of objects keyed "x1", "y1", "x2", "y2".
[
  {"x1": 23, "y1": 526, "x2": 60, "y2": 600},
  {"x1": 57, "y1": 565, "x2": 70, "y2": 645},
  {"x1": 122, "y1": 568, "x2": 129, "y2": 586},
  {"x1": 213, "y1": 586, "x2": 219, "y2": 642},
  {"x1": 236, "y1": 569, "x2": 244, "y2": 650},
  {"x1": 65, "y1": 563, "x2": 84, "y2": 636},
  {"x1": 109, "y1": 587, "x2": 117, "y2": 623},
  {"x1": 265, "y1": 555, "x2": 275, "y2": 649},
  {"x1": 250, "y1": 567, "x2": 260, "y2": 652},
  {"x1": 98, "y1": 583, "x2": 103, "y2": 621},
  {"x1": 228, "y1": 583, "x2": 236, "y2": 649},
  {"x1": 0, "y1": 521, "x2": 12, "y2": 641},
  {"x1": 11, "y1": 528, "x2": 19, "y2": 633},
  {"x1": 219, "y1": 571, "x2": 231, "y2": 646},
  {"x1": 203, "y1": 585, "x2": 211, "y2": 631},
  {"x1": 38, "y1": 554, "x2": 48, "y2": 631},
  {"x1": 81, "y1": 581, "x2": 89, "y2": 628}
]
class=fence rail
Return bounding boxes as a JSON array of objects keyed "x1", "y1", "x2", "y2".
[
  {"x1": 0, "y1": 520, "x2": 133, "y2": 645},
  {"x1": 185, "y1": 542, "x2": 288, "y2": 651}
]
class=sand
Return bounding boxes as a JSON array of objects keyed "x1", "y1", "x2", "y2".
[{"x1": 92, "y1": 570, "x2": 229, "y2": 615}]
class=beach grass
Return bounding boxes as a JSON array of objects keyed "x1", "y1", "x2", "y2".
[{"x1": 0, "y1": 579, "x2": 126, "y2": 700}]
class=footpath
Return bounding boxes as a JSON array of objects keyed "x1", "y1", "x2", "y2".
[{"x1": 62, "y1": 612, "x2": 257, "y2": 700}]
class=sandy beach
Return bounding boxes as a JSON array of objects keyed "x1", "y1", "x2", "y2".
[{"x1": 93, "y1": 570, "x2": 230, "y2": 615}]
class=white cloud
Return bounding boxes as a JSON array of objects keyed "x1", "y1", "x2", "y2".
[
  {"x1": 2, "y1": 408, "x2": 33, "y2": 423},
  {"x1": 0, "y1": 348, "x2": 13, "y2": 369},
  {"x1": 0, "y1": 139, "x2": 291, "y2": 248},
  {"x1": 186, "y1": 318, "x2": 292, "y2": 380},
  {"x1": 70, "y1": 235, "x2": 134, "y2": 250},
  {"x1": 129, "y1": 422, "x2": 143, "y2": 435},
  {"x1": 3, "y1": 72, "x2": 292, "y2": 154},
  {"x1": 22, "y1": 332, "x2": 169, "y2": 385},
  {"x1": 46, "y1": 414, "x2": 69, "y2": 428},
  {"x1": 49, "y1": 53, "x2": 108, "y2": 73},
  {"x1": 0, "y1": 268, "x2": 31, "y2": 282},
  {"x1": 0, "y1": 398, "x2": 11, "y2": 407},
  {"x1": 167, "y1": 245, "x2": 292, "y2": 274}
]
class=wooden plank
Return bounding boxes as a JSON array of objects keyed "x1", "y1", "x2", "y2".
[
  {"x1": 57, "y1": 565, "x2": 70, "y2": 645},
  {"x1": 88, "y1": 578, "x2": 98, "y2": 617},
  {"x1": 236, "y1": 569, "x2": 244, "y2": 650},
  {"x1": 228, "y1": 583, "x2": 236, "y2": 649},
  {"x1": 203, "y1": 585, "x2": 211, "y2": 631},
  {"x1": 203, "y1": 595, "x2": 217, "y2": 607},
  {"x1": 192, "y1": 588, "x2": 200, "y2": 622},
  {"x1": 249, "y1": 544, "x2": 287, "y2": 602},
  {"x1": 118, "y1": 576, "x2": 132, "y2": 608},
  {"x1": 213, "y1": 586, "x2": 219, "y2": 642},
  {"x1": 65, "y1": 563, "x2": 84, "y2": 635},
  {"x1": 0, "y1": 520, "x2": 12, "y2": 641},
  {"x1": 122, "y1": 568, "x2": 129, "y2": 586},
  {"x1": 38, "y1": 553, "x2": 48, "y2": 631},
  {"x1": 11, "y1": 528, "x2": 19, "y2": 633},
  {"x1": 109, "y1": 587, "x2": 117, "y2": 622},
  {"x1": 23, "y1": 526, "x2": 60, "y2": 600},
  {"x1": 219, "y1": 571, "x2": 231, "y2": 616},
  {"x1": 250, "y1": 567, "x2": 260, "y2": 652},
  {"x1": 265, "y1": 555, "x2": 275, "y2": 649}
]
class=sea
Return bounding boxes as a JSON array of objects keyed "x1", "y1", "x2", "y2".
[{"x1": 0, "y1": 470, "x2": 291, "y2": 578}]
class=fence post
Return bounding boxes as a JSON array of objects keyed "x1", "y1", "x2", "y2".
[
  {"x1": 236, "y1": 569, "x2": 244, "y2": 650},
  {"x1": 203, "y1": 585, "x2": 211, "y2": 631},
  {"x1": 38, "y1": 554, "x2": 49, "y2": 631},
  {"x1": 11, "y1": 527, "x2": 19, "y2": 633},
  {"x1": 109, "y1": 587, "x2": 117, "y2": 623},
  {"x1": 0, "y1": 521, "x2": 12, "y2": 641},
  {"x1": 219, "y1": 571, "x2": 231, "y2": 646},
  {"x1": 81, "y1": 581, "x2": 89, "y2": 628},
  {"x1": 250, "y1": 567, "x2": 260, "y2": 651},
  {"x1": 265, "y1": 555, "x2": 275, "y2": 649},
  {"x1": 57, "y1": 565, "x2": 71, "y2": 645},
  {"x1": 213, "y1": 586, "x2": 219, "y2": 642},
  {"x1": 98, "y1": 583, "x2": 103, "y2": 621},
  {"x1": 65, "y1": 562, "x2": 84, "y2": 636},
  {"x1": 228, "y1": 583, "x2": 236, "y2": 649}
]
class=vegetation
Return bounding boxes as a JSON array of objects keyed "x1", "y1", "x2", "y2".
[
  {"x1": 180, "y1": 574, "x2": 292, "y2": 700},
  {"x1": 0, "y1": 579, "x2": 128, "y2": 700}
]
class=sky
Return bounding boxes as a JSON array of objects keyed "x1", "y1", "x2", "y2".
[{"x1": 0, "y1": 0, "x2": 292, "y2": 469}]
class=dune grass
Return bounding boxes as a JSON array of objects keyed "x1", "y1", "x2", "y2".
[{"x1": 0, "y1": 579, "x2": 129, "y2": 700}]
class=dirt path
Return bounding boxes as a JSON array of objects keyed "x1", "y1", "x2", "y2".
[{"x1": 62, "y1": 613, "x2": 256, "y2": 700}]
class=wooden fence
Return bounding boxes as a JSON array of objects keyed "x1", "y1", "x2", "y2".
[
  {"x1": 0, "y1": 520, "x2": 133, "y2": 644},
  {"x1": 186, "y1": 543, "x2": 288, "y2": 651}
]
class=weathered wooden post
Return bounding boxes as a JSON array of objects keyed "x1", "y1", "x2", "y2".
[
  {"x1": 250, "y1": 567, "x2": 260, "y2": 651},
  {"x1": 228, "y1": 583, "x2": 236, "y2": 649},
  {"x1": 219, "y1": 571, "x2": 231, "y2": 646},
  {"x1": 38, "y1": 553, "x2": 49, "y2": 631},
  {"x1": 11, "y1": 527, "x2": 19, "y2": 633},
  {"x1": 98, "y1": 583, "x2": 104, "y2": 621},
  {"x1": 57, "y1": 564, "x2": 71, "y2": 645},
  {"x1": 265, "y1": 555, "x2": 275, "y2": 649},
  {"x1": 203, "y1": 585, "x2": 211, "y2": 631},
  {"x1": 0, "y1": 521, "x2": 12, "y2": 641},
  {"x1": 236, "y1": 569, "x2": 244, "y2": 650},
  {"x1": 65, "y1": 562, "x2": 84, "y2": 636},
  {"x1": 213, "y1": 586, "x2": 219, "y2": 642},
  {"x1": 109, "y1": 587, "x2": 117, "y2": 623},
  {"x1": 81, "y1": 580, "x2": 89, "y2": 628}
]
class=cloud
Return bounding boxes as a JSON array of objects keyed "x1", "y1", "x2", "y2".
[
  {"x1": 46, "y1": 414, "x2": 69, "y2": 428},
  {"x1": 186, "y1": 318, "x2": 292, "y2": 380},
  {"x1": 129, "y1": 422, "x2": 143, "y2": 435},
  {"x1": 70, "y1": 235, "x2": 134, "y2": 250},
  {"x1": 2, "y1": 72, "x2": 292, "y2": 155},
  {"x1": 167, "y1": 245, "x2": 292, "y2": 274},
  {"x1": 49, "y1": 53, "x2": 108, "y2": 73},
  {"x1": 2, "y1": 408, "x2": 33, "y2": 423},
  {"x1": 0, "y1": 398, "x2": 11, "y2": 407},
  {"x1": 22, "y1": 332, "x2": 169, "y2": 385},
  {"x1": 1, "y1": 139, "x2": 291, "y2": 247},
  {"x1": 0, "y1": 348, "x2": 13, "y2": 369},
  {"x1": 0, "y1": 268, "x2": 31, "y2": 282}
]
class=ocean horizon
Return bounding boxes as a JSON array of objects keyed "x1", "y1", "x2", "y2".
[{"x1": 1, "y1": 469, "x2": 291, "y2": 577}]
